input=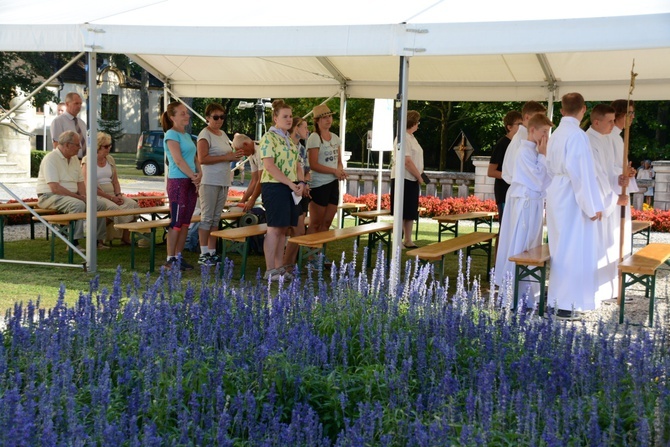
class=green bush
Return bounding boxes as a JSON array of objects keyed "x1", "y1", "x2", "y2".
[{"x1": 30, "y1": 150, "x2": 47, "y2": 178}]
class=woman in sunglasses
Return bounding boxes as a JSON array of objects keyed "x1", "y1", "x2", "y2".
[
  {"x1": 195, "y1": 102, "x2": 242, "y2": 266},
  {"x1": 80, "y1": 132, "x2": 140, "y2": 247}
]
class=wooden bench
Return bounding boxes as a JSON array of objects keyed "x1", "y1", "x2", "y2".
[
  {"x1": 508, "y1": 244, "x2": 551, "y2": 316},
  {"x1": 0, "y1": 200, "x2": 39, "y2": 210},
  {"x1": 338, "y1": 203, "x2": 367, "y2": 228},
  {"x1": 433, "y1": 212, "x2": 498, "y2": 241},
  {"x1": 0, "y1": 208, "x2": 57, "y2": 258},
  {"x1": 405, "y1": 232, "x2": 496, "y2": 280},
  {"x1": 632, "y1": 220, "x2": 652, "y2": 247},
  {"x1": 350, "y1": 209, "x2": 391, "y2": 245},
  {"x1": 618, "y1": 243, "x2": 670, "y2": 327},
  {"x1": 38, "y1": 206, "x2": 171, "y2": 263},
  {"x1": 210, "y1": 223, "x2": 268, "y2": 279},
  {"x1": 289, "y1": 222, "x2": 393, "y2": 269},
  {"x1": 115, "y1": 210, "x2": 245, "y2": 273}
]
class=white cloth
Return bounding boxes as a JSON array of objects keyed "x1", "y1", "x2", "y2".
[
  {"x1": 637, "y1": 167, "x2": 655, "y2": 196},
  {"x1": 587, "y1": 127, "x2": 621, "y2": 303},
  {"x1": 494, "y1": 140, "x2": 550, "y2": 308},
  {"x1": 390, "y1": 132, "x2": 424, "y2": 181},
  {"x1": 608, "y1": 125, "x2": 636, "y2": 255},
  {"x1": 500, "y1": 124, "x2": 528, "y2": 184},
  {"x1": 546, "y1": 117, "x2": 604, "y2": 312}
]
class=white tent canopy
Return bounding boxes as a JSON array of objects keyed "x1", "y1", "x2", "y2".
[{"x1": 1, "y1": 0, "x2": 670, "y2": 101}]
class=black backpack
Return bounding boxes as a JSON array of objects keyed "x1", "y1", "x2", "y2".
[{"x1": 242, "y1": 207, "x2": 266, "y2": 255}]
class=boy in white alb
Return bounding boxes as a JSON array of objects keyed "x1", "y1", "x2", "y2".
[
  {"x1": 494, "y1": 114, "x2": 553, "y2": 310},
  {"x1": 586, "y1": 104, "x2": 628, "y2": 305},
  {"x1": 546, "y1": 93, "x2": 604, "y2": 319}
]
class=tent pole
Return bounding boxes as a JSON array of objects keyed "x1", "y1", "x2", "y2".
[
  {"x1": 390, "y1": 56, "x2": 410, "y2": 290},
  {"x1": 86, "y1": 51, "x2": 98, "y2": 272},
  {"x1": 337, "y1": 88, "x2": 348, "y2": 227}
]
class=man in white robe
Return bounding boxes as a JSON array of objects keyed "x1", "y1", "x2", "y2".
[
  {"x1": 586, "y1": 104, "x2": 628, "y2": 305},
  {"x1": 608, "y1": 99, "x2": 638, "y2": 257},
  {"x1": 546, "y1": 93, "x2": 604, "y2": 318},
  {"x1": 495, "y1": 114, "x2": 553, "y2": 310},
  {"x1": 501, "y1": 101, "x2": 547, "y2": 185}
]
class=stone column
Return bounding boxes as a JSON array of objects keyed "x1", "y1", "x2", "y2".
[
  {"x1": 472, "y1": 156, "x2": 494, "y2": 201},
  {"x1": 652, "y1": 161, "x2": 670, "y2": 210}
]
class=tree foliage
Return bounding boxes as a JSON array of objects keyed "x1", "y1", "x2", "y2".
[{"x1": 0, "y1": 52, "x2": 58, "y2": 109}]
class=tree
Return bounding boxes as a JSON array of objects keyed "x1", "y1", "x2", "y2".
[{"x1": 0, "y1": 52, "x2": 58, "y2": 109}]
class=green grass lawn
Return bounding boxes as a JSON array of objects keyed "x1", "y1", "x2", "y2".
[
  {"x1": 0, "y1": 219, "x2": 496, "y2": 313},
  {"x1": 111, "y1": 152, "x2": 144, "y2": 178}
]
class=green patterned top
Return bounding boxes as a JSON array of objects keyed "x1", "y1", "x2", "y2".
[{"x1": 259, "y1": 129, "x2": 300, "y2": 183}]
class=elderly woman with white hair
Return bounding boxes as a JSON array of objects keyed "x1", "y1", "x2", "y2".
[{"x1": 81, "y1": 132, "x2": 140, "y2": 246}]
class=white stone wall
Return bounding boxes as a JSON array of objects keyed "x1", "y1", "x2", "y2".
[
  {"x1": 472, "y1": 155, "x2": 495, "y2": 201},
  {"x1": 652, "y1": 161, "x2": 670, "y2": 210}
]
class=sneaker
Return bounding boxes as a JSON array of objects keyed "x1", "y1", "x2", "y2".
[
  {"x1": 209, "y1": 253, "x2": 221, "y2": 264},
  {"x1": 180, "y1": 259, "x2": 194, "y2": 271},
  {"x1": 263, "y1": 268, "x2": 278, "y2": 280},
  {"x1": 198, "y1": 253, "x2": 216, "y2": 266},
  {"x1": 163, "y1": 257, "x2": 177, "y2": 270},
  {"x1": 97, "y1": 241, "x2": 110, "y2": 250}
]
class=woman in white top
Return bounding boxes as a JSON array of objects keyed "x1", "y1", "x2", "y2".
[
  {"x1": 81, "y1": 132, "x2": 139, "y2": 248},
  {"x1": 306, "y1": 104, "x2": 347, "y2": 235},
  {"x1": 389, "y1": 110, "x2": 425, "y2": 248},
  {"x1": 196, "y1": 103, "x2": 243, "y2": 266},
  {"x1": 637, "y1": 159, "x2": 655, "y2": 205}
]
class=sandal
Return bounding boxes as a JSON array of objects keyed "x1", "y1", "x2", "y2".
[{"x1": 403, "y1": 243, "x2": 419, "y2": 249}]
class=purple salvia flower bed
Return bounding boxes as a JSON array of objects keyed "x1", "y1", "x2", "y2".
[{"x1": 0, "y1": 253, "x2": 669, "y2": 446}]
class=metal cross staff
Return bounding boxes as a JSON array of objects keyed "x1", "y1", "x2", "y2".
[{"x1": 618, "y1": 60, "x2": 638, "y2": 305}]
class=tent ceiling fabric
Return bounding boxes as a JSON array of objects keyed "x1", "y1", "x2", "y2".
[{"x1": 1, "y1": 0, "x2": 670, "y2": 100}]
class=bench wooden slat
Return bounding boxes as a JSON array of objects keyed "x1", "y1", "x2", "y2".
[
  {"x1": 115, "y1": 211, "x2": 246, "y2": 234},
  {"x1": 0, "y1": 208, "x2": 57, "y2": 216},
  {"x1": 432, "y1": 211, "x2": 497, "y2": 223},
  {"x1": 211, "y1": 223, "x2": 268, "y2": 242},
  {"x1": 508, "y1": 244, "x2": 551, "y2": 267},
  {"x1": 0, "y1": 201, "x2": 39, "y2": 210},
  {"x1": 632, "y1": 220, "x2": 652, "y2": 233},
  {"x1": 619, "y1": 243, "x2": 670, "y2": 276},
  {"x1": 406, "y1": 232, "x2": 496, "y2": 261},
  {"x1": 350, "y1": 210, "x2": 391, "y2": 220},
  {"x1": 37, "y1": 205, "x2": 171, "y2": 224},
  {"x1": 289, "y1": 222, "x2": 392, "y2": 248}
]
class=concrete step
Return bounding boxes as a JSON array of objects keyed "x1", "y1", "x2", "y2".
[{"x1": 0, "y1": 171, "x2": 29, "y2": 180}]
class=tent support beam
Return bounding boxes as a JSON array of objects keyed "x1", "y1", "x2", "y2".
[
  {"x1": 536, "y1": 53, "x2": 558, "y2": 118},
  {"x1": 316, "y1": 57, "x2": 348, "y2": 86},
  {"x1": 127, "y1": 54, "x2": 170, "y2": 84},
  {"x1": 390, "y1": 56, "x2": 410, "y2": 289}
]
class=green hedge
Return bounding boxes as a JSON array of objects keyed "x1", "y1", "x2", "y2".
[{"x1": 30, "y1": 150, "x2": 47, "y2": 178}]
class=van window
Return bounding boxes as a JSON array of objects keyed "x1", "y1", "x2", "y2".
[{"x1": 145, "y1": 133, "x2": 164, "y2": 148}]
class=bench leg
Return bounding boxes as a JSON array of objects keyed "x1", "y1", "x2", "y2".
[
  {"x1": 513, "y1": 264, "x2": 521, "y2": 312},
  {"x1": 649, "y1": 273, "x2": 656, "y2": 327},
  {"x1": 0, "y1": 216, "x2": 5, "y2": 259},
  {"x1": 149, "y1": 229, "x2": 157, "y2": 273},
  {"x1": 240, "y1": 238, "x2": 250, "y2": 279},
  {"x1": 619, "y1": 273, "x2": 627, "y2": 324}
]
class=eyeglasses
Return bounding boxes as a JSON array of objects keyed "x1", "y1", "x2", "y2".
[
  {"x1": 210, "y1": 115, "x2": 226, "y2": 121},
  {"x1": 66, "y1": 142, "x2": 80, "y2": 148},
  {"x1": 100, "y1": 144, "x2": 112, "y2": 149}
]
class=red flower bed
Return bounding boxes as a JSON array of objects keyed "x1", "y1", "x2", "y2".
[
  {"x1": 631, "y1": 208, "x2": 670, "y2": 232},
  {"x1": 342, "y1": 193, "x2": 498, "y2": 218},
  {"x1": 126, "y1": 191, "x2": 166, "y2": 208}
]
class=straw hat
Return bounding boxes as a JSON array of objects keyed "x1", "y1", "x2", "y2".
[{"x1": 312, "y1": 104, "x2": 334, "y2": 119}]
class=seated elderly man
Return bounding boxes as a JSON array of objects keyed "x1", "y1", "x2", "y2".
[{"x1": 36, "y1": 130, "x2": 108, "y2": 250}]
